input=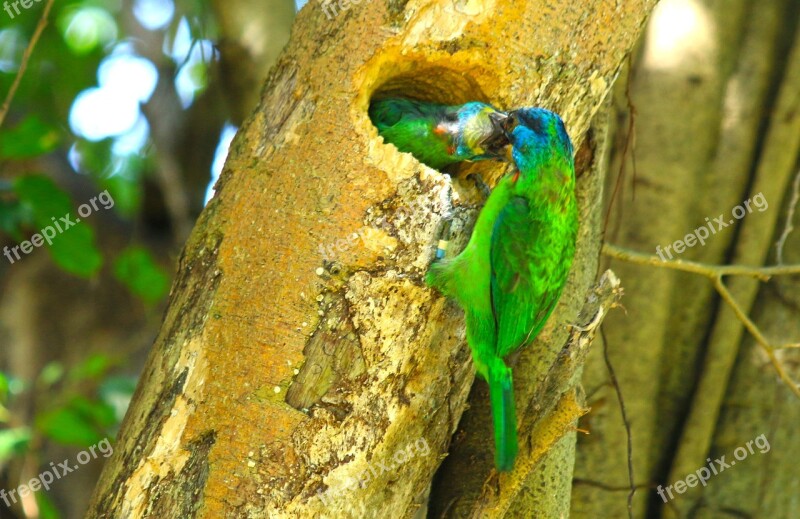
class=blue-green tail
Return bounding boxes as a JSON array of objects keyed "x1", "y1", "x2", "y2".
[{"x1": 488, "y1": 361, "x2": 518, "y2": 471}]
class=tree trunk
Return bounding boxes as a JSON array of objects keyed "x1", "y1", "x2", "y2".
[{"x1": 86, "y1": 1, "x2": 656, "y2": 516}]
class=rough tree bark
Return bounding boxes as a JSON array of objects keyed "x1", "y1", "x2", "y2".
[{"x1": 86, "y1": 1, "x2": 656, "y2": 517}]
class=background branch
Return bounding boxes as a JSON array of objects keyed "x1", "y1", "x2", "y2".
[{"x1": 0, "y1": 0, "x2": 56, "y2": 129}]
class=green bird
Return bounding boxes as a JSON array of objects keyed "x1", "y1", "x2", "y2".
[
  {"x1": 368, "y1": 98, "x2": 508, "y2": 170},
  {"x1": 427, "y1": 107, "x2": 578, "y2": 471}
]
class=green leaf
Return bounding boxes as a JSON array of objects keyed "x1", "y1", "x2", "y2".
[
  {"x1": 100, "y1": 375, "x2": 138, "y2": 423},
  {"x1": 13, "y1": 175, "x2": 72, "y2": 225},
  {"x1": 0, "y1": 371, "x2": 8, "y2": 402},
  {"x1": 45, "y1": 222, "x2": 104, "y2": 276},
  {"x1": 0, "y1": 427, "x2": 31, "y2": 462},
  {"x1": 38, "y1": 362, "x2": 64, "y2": 387},
  {"x1": 0, "y1": 116, "x2": 60, "y2": 159},
  {"x1": 101, "y1": 174, "x2": 140, "y2": 217},
  {"x1": 58, "y1": 6, "x2": 118, "y2": 55},
  {"x1": 67, "y1": 396, "x2": 116, "y2": 428},
  {"x1": 113, "y1": 246, "x2": 170, "y2": 305},
  {"x1": 36, "y1": 492, "x2": 61, "y2": 519},
  {"x1": 35, "y1": 396, "x2": 114, "y2": 447},
  {"x1": 37, "y1": 407, "x2": 101, "y2": 446},
  {"x1": 0, "y1": 372, "x2": 8, "y2": 422},
  {"x1": 69, "y1": 353, "x2": 112, "y2": 381},
  {"x1": 12, "y1": 175, "x2": 103, "y2": 277},
  {"x1": 0, "y1": 198, "x2": 33, "y2": 241},
  {"x1": 188, "y1": 61, "x2": 208, "y2": 92}
]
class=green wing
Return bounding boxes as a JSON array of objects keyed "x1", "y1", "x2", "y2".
[{"x1": 490, "y1": 196, "x2": 560, "y2": 358}]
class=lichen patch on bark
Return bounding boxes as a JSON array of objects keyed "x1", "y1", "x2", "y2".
[{"x1": 120, "y1": 336, "x2": 210, "y2": 516}]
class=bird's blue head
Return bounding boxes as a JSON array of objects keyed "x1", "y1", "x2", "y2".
[{"x1": 503, "y1": 108, "x2": 574, "y2": 170}]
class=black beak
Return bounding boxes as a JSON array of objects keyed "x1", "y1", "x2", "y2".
[
  {"x1": 488, "y1": 111, "x2": 509, "y2": 134},
  {"x1": 482, "y1": 111, "x2": 512, "y2": 158}
]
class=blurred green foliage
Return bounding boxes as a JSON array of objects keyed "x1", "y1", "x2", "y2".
[
  {"x1": 0, "y1": 353, "x2": 136, "y2": 457},
  {"x1": 0, "y1": 427, "x2": 31, "y2": 463},
  {"x1": 0, "y1": 0, "x2": 220, "y2": 514},
  {"x1": 36, "y1": 492, "x2": 60, "y2": 519},
  {"x1": 12, "y1": 174, "x2": 104, "y2": 276},
  {"x1": 113, "y1": 246, "x2": 170, "y2": 306},
  {"x1": 0, "y1": 2, "x2": 189, "y2": 515},
  {"x1": 0, "y1": 116, "x2": 60, "y2": 159},
  {"x1": 0, "y1": 359, "x2": 136, "y2": 518}
]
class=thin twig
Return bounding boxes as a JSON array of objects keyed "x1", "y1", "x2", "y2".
[
  {"x1": 600, "y1": 326, "x2": 635, "y2": 519},
  {"x1": 603, "y1": 243, "x2": 800, "y2": 281},
  {"x1": 0, "y1": 0, "x2": 56, "y2": 130},
  {"x1": 603, "y1": 243, "x2": 800, "y2": 398},
  {"x1": 711, "y1": 278, "x2": 800, "y2": 397},
  {"x1": 572, "y1": 479, "x2": 655, "y2": 492},
  {"x1": 603, "y1": 54, "x2": 638, "y2": 240},
  {"x1": 776, "y1": 167, "x2": 800, "y2": 264}
]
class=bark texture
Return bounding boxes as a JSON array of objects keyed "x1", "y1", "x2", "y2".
[
  {"x1": 86, "y1": 0, "x2": 656, "y2": 517},
  {"x1": 572, "y1": 1, "x2": 800, "y2": 517}
]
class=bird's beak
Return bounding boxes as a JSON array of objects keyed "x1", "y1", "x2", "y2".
[
  {"x1": 488, "y1": 111, "x2": 509, "y2": 135},
  {"x1": 481, "y1": 110, "x2": 512, "y2": 158}
]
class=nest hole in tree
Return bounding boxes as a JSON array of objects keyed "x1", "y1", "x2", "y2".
[{"x1": 366, "y1": 66, "x2": 510, "y2": 197}]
